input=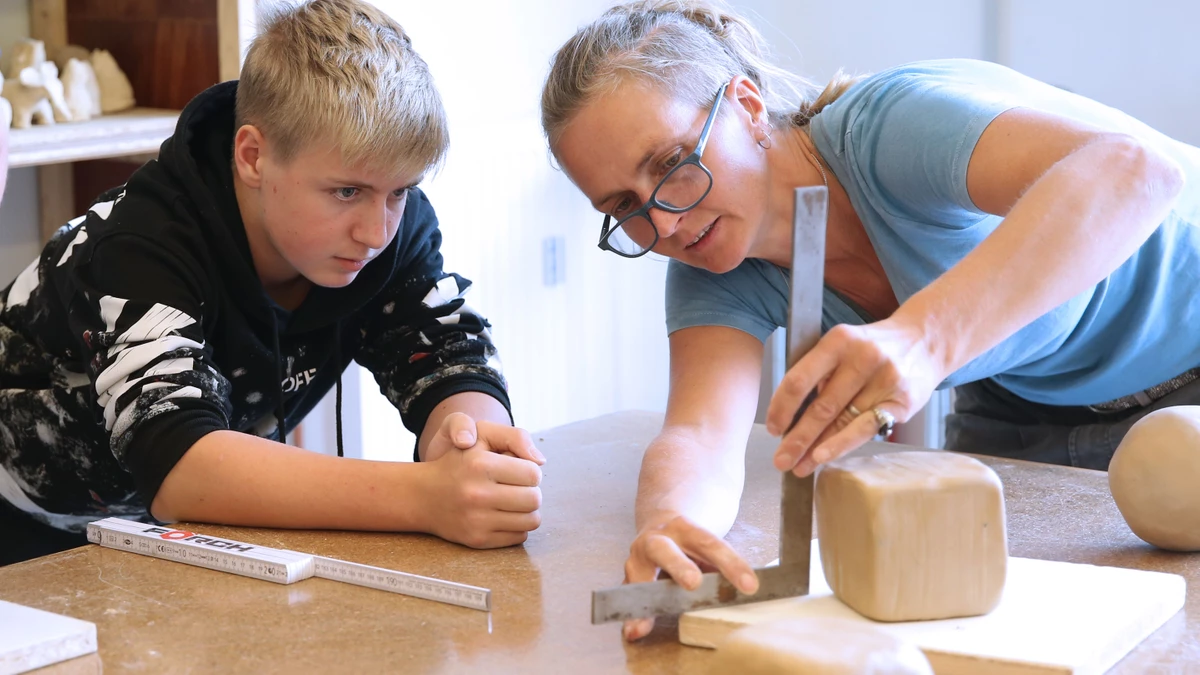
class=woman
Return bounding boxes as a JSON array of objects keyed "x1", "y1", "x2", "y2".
[{"x1": 541, "y1": 0, "x2": 1200, "y2": 640}]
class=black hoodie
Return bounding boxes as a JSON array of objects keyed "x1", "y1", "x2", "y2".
[{"x1": 0, "y1": 81, "x2": 510, "y2": 532}]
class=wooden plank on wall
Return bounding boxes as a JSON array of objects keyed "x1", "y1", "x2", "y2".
[
  {"x1": 37, "y1": 164, "x2": 74, "y2": 245},
  {"x1": 29, "y1": 0, "x2": 68, "y2": 49},
  {"x1": 66, "y1": 0, "x2": 220, "y2": 110},
  {"x1": 218, "y1": 0, "x2": 259, "y2": 82}
]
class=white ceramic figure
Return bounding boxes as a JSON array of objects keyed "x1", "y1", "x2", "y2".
[
  {"x1": 38, "y1": 61, "x2": 72, "y2": 123},
  {"x1": 90, "y1": 49, "x2": 135, "y2": 113},
  {"x1": 51, "y1": 44, "x2": 91, "y2": 73},
  {"x1": 60, "y1": 58, "x2": 101, "y2": 122},
  {"x1": 0, "y1": 95, "x2": 12, "y2": 129},
  {"x1": 2, "y1": 68, "x2": 55, "y2": 128}
]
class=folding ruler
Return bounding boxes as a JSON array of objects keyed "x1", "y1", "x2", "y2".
[
  {"x1": 88, "y1": 517, "x2": 491, "y2": 612},
  {"x1": 591, "y1": 186, "x2": 828, "y2": 623}
]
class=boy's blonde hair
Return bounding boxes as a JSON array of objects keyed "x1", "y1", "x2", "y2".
[
  {"x1": 541, "y1": 0, "x2": 863, "y2": 150},
  {"x1": 237, "y1": 0, "x2": 447, "y2": 176}
]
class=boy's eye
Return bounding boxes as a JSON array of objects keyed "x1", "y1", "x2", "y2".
[
  {"x1": 335, "y1": 187, "x2": 359, "y2": 200},
  {"x1": 392, "y1": 187, "x2": 410, "y2": 199},
  {"x1": 612, "y1": 196, "x2": 633, "y2": 216}
]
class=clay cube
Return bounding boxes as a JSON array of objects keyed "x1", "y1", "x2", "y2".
[{"x1": 816, "y1": 450, "x2": 1007, "y2": 622}]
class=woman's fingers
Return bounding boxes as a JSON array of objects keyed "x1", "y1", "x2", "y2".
[
  {"x1": 620, "y1": 516, "x2": 759, "y2": 641},
  {"x1": 791, "y1": 401, "x2": 904, "y2": 477},
  {"x1": 765, "y1": 340, "x2": 839, "y2": 437},
  {"x1": 773, "y1": 360, "x2": 874, "y2": 471}
]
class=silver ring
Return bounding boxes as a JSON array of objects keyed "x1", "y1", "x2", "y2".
[
  {"x1": 871, "y1": 407, "x2": 895, "y2": 438},
  {"x1": 846, "y1": 404, "x2": 863, "y2": 418}
]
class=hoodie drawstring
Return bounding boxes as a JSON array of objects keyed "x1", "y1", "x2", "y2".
[
  {"x1": 272, "y1": 314, "x2": 344, "y2": 457},
  {"x1": 271, "y1": 316, "x2": 286, "y2": 444},
  {"x1": 334, "y1": 320, "x2": 344, "y2": 458}
]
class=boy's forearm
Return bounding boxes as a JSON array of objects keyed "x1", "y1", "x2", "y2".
[
  {"x1": 151, "y1": 430, "x2": 433, "y2": 531},
  {"x1": 417, "y1": 391, "x2": 511, "y2": 462}
]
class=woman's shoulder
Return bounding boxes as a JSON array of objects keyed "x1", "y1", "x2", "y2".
[{"x1": 666, "y1": 257, "x2": 786, "y2": 294}]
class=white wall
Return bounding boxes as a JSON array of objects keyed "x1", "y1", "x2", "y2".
[
  {"x1": 1001, "y1": 0, "x2": 1200, "y2": 145},
  {"x1": 0, "y1": 0, "x2": 41, "y2": 284},
  {"x1": 741, "y1": 0, "x2": 988, "y2": 82},
  {"x1": 347, "y1": 0, "x2": 673, "y2": 460}
]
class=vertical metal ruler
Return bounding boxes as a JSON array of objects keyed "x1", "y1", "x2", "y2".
[
  {"x1": 591, "y1": 186, "x2": 828, "y2": 623},
  {"x1": 87, "y1": 518, "x2": 490, "y2": 611}
]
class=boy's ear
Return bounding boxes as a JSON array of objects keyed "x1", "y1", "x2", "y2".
[{"x1": 233, "y1": 124, "x2": 267, "y2": 189}]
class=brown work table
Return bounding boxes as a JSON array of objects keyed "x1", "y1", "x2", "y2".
[{"x1": 1, "y1": 411, "x2": 1196, "y2": 673}]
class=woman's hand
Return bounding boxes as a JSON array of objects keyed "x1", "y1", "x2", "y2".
[
  {"x1": 620, "y1": 513, "x2": 758, "y2": 642},
  {"x1": 765, "y1": 317, "x2": 946, "y2": 476}
]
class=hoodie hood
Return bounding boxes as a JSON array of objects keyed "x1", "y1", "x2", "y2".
[{"x1": 156, "y1": 80, "x2": 403, "y2": 336}]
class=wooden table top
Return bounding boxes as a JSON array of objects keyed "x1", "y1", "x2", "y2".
[{"x1": 1, "y1": 411, "x2": 1196, "y2": 673}]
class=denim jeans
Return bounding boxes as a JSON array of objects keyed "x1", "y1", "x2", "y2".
[{"x1": 945, "y1": 377, "x2": 1200, "y2": 471}]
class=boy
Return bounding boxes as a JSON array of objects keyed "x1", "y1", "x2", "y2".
[{"x1": 0, "y1": 0, "x2": 543, "y2": 566}]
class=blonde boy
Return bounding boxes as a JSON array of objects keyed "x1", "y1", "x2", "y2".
[{"x1": 0, "y1": 0, "x2": 542, "y2": 566}]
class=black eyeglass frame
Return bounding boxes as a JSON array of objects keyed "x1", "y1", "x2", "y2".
[{"x1": 598, "y1": 83, "x2": 729, "y2": 259}]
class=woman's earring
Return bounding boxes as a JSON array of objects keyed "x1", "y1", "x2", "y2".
[{"x1": 757, "y1": 126, "x2": 773, "y2": 150}]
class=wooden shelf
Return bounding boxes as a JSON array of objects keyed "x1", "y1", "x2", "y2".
[{"x1": 8, "y1": 108, "x2": 179, "y2": 168}]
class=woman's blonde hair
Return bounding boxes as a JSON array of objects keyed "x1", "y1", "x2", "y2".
[
  {"x1": 236, "y1": 0, "x2": 447, "y2": 176},
  {"x1": 541, "y1": 0, "x2": 862, "y2": 149}
]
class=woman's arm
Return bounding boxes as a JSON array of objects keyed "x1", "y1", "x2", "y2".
[
  {"x1": 622, "y1": 324, "x2": 764, "y2": 640},
  {"x1": 769, "y1": 107, "x2": 1185, "y2": 472},
  {"x1": 917, "y1": 107, "x2": 1184, "y2": 376}
]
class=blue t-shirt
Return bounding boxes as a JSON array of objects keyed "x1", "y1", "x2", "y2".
[{"x1": 665, "y1": 58, "x2": 1200, "y2": 406}]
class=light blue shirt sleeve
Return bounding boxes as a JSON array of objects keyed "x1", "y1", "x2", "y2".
[
  {"x1": 836, "y1": 65, "x2": 1014, "y2": 224},
  {"x1": 665, "y1": 258, "x2": 786, "y2": 343},
  {"x1": 665, "y1": 258, "x2": 874, "y2": 342}
]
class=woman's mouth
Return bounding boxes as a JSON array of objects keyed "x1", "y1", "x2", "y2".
[{"x1": 686, "y1": 221, "x2": 716, "y2": 249}]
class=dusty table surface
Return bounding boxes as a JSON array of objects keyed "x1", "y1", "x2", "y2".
[{"x1": 0, "y1": 411, "x2": 1196, "y2": 674}]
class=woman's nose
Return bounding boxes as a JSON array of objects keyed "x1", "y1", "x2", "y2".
[{"x1": 649, "y1": 208, "x2": 684, "y2": 239}]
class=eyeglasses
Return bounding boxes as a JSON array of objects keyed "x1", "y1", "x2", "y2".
[{"x1": 598, "y1": 83, "x2": 727, "y2": 258}]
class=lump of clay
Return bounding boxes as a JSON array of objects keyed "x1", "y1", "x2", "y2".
[
  {"x1": 816, "y1": 450, "x2": 1008, "y2": 622},
  {"x1": 60, "y1": 58, "x2": 101, "y2": 122},
  {"x1": 90, "y1": 49, "x2": 135, "y2": 113},
  {"x1": 1, "y1": 95, "x2": 11, "y2": 129},
  {"x1": 707, "y1": 617, "x2": 932, "y2": 675},
  {"x1": 1109, "y1": 406, "x2": 1200, "y2": 551}
]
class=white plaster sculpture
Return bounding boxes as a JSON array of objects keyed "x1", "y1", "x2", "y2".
[
  {"x1": 2, "y1": 68, "x2": 56, "y2": 128},
  {"x1": 51, "y1": 44, "x2": 91, "y2": 73},
  {"x1": 60, "y1": 58, "x2": 101, "y2": 122},
  {"x1": 90, "y1": 49, "x2": 135, "y2": 113},
  {"x1": 38, "y1": 61, "x2": 72, "y2": 123},
  {"x1": 0, "y1": 95, "x2": 11, "y2": 129}
]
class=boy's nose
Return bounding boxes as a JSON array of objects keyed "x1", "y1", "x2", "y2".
[{"x1": 353, "y1": 204, "x2": 390, "y2": 250}]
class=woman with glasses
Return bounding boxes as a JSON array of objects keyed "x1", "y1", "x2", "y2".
[{"x1": 542, "y1": 0, "x2": 1200, "y2": 640}]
